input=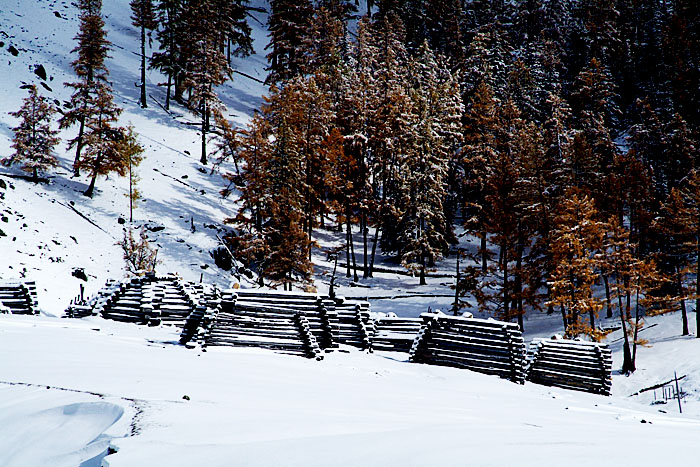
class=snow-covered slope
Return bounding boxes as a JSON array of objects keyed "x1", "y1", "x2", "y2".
[{"x1": 0, "y1": 0, "x2": 268, "y2": 313}]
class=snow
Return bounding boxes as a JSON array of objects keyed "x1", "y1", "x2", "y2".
[
  {"x1": 1, "y1": 313, "x2": 699, "y2": 466},
  {"x1": 2, "y1": 1, "x2": 700, "y2": 465}
]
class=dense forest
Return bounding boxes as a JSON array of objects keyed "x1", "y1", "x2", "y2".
[{"x1": 4, "y1": 0, "x2": 700, "y2": 370}]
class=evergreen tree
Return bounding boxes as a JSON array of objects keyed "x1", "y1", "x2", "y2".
[
  {"x1": 180, "y1": 0, "x2": 235, "y2": 165},
  {"x1": 265, "y1": 0, "x2": 314, "y2": 84},
  {"x1": 548, "y1": 190, "x2": 606, "y2": 338},
  {"x1": 151, "y1": 0, "x2": 183, "y2": 109},
  {"x1": 130, "y1": 0, "x2": 157, "y2": 108},
  {"x1": 75, "y1": 82, "x2": 125, "y2": 198},
  {"x1": 59, "y1": 0, "x2": 111, "y2": 176},
  {"x1": 116, "y1": 126, "x2": 145, "y2": 222},
  {"x1": 4, "y1": 85, "x2": 61, "y2": 182},
  {"x1": 398, "y1": 41, "x2": 462, "y2": 284}
]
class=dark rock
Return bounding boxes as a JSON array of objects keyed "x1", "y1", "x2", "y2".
[
  {"x1": 8, "y1": 45, "x2": 19, "y2": 56},
  {"x1": 34, "y1": 64, "x2": 47, "y2": 80},
  {"x1": 0, "y1": 228, "x2": 5, "y2": 237},
  {"x1": 117, "y1": 217, "x2": 126, "y2": 224},
  {"x1": 146, "y1": 224, "x2": 164, "y2": 232},
  {"x1": 198, "y1": 167, "x2": 207, "y2": 174},
  {"x1": 1, "y1": 216, "x2": 8, "y2": 223},
  {"x1": 72, "y1": 268, "x2": 88, "y2": 281},
  {"x1": 182, "y1": 395, "x2": 190, "y2": 400},
  {"x1": 183, "y1": 150, "x2": 191, "y2": 156},
  {"x1": 181, "y1": 175, "x2": 188, "y2": 179},
  {"x1": 54, "y1": 11, "x2": 62, "y2": 18},
  {"x1": 40, "y1": 82, "x2": 52, "y2": 93},
  {"x1": 0, "y1": 42, "x2": 4, "y2": 48},
  {"x1": 20, "y1": 84, "x2": 33, "y2": 90},
  {"x1": 0, "y1": 179, "x2": 6, "y2": 189}
]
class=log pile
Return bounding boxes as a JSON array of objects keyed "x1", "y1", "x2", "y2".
[
  {"x1": 410, "y1": 315, "x2": 526, "y2": 384},
  {"x1": 0, "y1": 280, "x2": 39, "y2": 314},
  {"x1": 225, "y1": 290, "x2": 339, "y2": 350},
  {"x1": 334, "y1": 297, "x2": 373, "y2": 350},
  {"x1": 68, "y1": 275, "x2": 210, "y2": 326},
  {"x1": 198, "y1": 290, "x2": 324, "y2": 359},
  {"x1": 526, "y1": 338, "x2": 613, "y2": 396},
  {"x1": 372, "y1": 316, "x2": 423, "y2": 352}
]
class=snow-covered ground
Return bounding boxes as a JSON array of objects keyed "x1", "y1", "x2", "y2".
[
  {"x1": 1, "y1": 313, "x2": 699, "y2": 467},
  {"x1": 2, "y1": 1, "x2": 700, "y2": 465}
]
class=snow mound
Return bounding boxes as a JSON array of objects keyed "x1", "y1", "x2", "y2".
[{"x1": 0, "y1": 390, "x2": 123, "y2": 467}]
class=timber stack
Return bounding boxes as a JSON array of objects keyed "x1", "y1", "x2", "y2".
[
  {"x1": 372, "y1": 316, "x2": 423, "y2": 352},
  {"x1": 0, "y1": 280, "x2": 39, "y2": 314},
  {"x1": 409, "y1": 315, "x2": 526, "y2": 384},
  {"x1": 196, "y1": 290, "x2": 325, "y2": 359},
  {"x1": 334, "y1": 297, "x2": 373, "y2": 350},
  {"x1": 526, "y1": 338, "x2": 613, "y2": 396}
]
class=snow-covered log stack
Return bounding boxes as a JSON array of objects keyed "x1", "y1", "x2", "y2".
[
  {"x1": 79, "y1": 274, "x2": 207, "y2": 326},
  {"x1": 409, "y1": 315, "x2": 526, "y2": 384},
  {"x1": 334, "y1": 297, "x2": 373, "y2": 350},
  {"x1": 526, "y1": 339, "x2": 612, "y2": 396},
  {"x1": 0, "y1": 280, "x2": 39, "y2": 314},
  {"x1": 200, "y1": 291, "x2": 324, "y2": 359},
  {"x1": 225, "y1": 290, "x2": 339, "y2": 350},
  {"x1": 373, "y1": 316, "x2": 423, "y2": 352}
]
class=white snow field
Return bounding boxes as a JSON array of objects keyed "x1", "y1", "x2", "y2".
[
  {"x1": 1, "y1": 1, "x2": 700, "y2": 466},
  {"x1": 1, "y1": 313, "x2": 699, "y2": 467}
]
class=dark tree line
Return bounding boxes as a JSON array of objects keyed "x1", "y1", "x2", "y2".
[{"x1": 218, "y1": 0, "x2": 700, "y2": 373}]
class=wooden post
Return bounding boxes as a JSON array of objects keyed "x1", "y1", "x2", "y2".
[{"x1": 674, "y1": 371, "x2": 683, "y2": 414}]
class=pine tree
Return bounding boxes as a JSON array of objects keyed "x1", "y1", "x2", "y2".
[
  {"x1": 115, "y1": 126, "x2": 145, "y2": 222},
  {"x1": 397, "y1": 41, "x2": 462, "y2": 285},
  {"x1": 265, "y1": 0, "x2": 313, "y2": 85},
  {"x1": 180, "y1": 1, "x2": 234, "y2": 165},
  {"x1": 604, "y1": 214, "x2": 666, "y2": 372},
  {"x1": 75, "y1": 82, "x2": 125, "y2": 198},
  {"x1": 462, "y1": 80, "x2": 498, "y2": 273},
  {"x1": 130, "y1": 0, "x2": 157, "y2": 108},
  {"x1": 3, "y1": 85, "x2": 60, "y2": 182},
  {"x1": 59, "y1": 0, "x2": 111, "y2": 176},
  {"x1": 548, "y1": 190, "x2": 606, "y2": 338},
  {"x1": 151, "y1": 0, "x2": 183, "y2": 109},
  {"x1": 225, "y1": 112, "x2": 274, "y2": 277}
]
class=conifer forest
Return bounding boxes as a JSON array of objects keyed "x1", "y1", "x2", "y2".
[{"x1": 5, "y1": 0, "x2": 700, "y2": 363}]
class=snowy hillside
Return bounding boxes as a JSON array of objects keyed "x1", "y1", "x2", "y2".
[
  {"x1": 1, "y1": 1, "x2": 700, "y2": 466},
  {"x1": 0, "y1": 0, "x2": 269, "y2": 313}
]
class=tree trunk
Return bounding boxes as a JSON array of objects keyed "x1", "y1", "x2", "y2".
[
  {"x1": 677, "y1": 266, "x2": 689, "y2": 335},
  {"x1": 515, "y1": 225, "x2": 524, "y2": 332},
  {"x1": 73, "y1": 116, "x2": 85, "y2": 176},
  {"x1": 602, "y1": 272, "x2": 612, "y2": 318},
  {"x1": 345, "y1": 208, "x2": 351, "y2": 278},
  {"x1": 697, "y1": 236, "x2": 700, "y2": 337},
  {"x1": 501, "y1": 241, "x2": 509, "y2": 322},
  {"x1": 200, "y1": 103, "x2": 207, "y2": 165},
  {"x1": 140, "y1": 23, "x2": 147, "y2": 108},
  {"x1": 481, "y1": 227, "x2": 488, "y2": 273},
  {"x1": 616, "y1": 283, "x2": 634, "y2": 373},
  {"x1": 349, "y1": 217, "x2": 359, "y2": 283},
  {"x1": 362, "y1": 211, "x2": 368, "y2": 279},
  {"x1": 165, "y1": 72, "x2": 172, "y2": 110},
  {"x1": 84, "y1": 172, "x2": 97, "y2": 198},
  {"x1": 368, "y1": 225, "x2": 380, "y2": 278}
]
